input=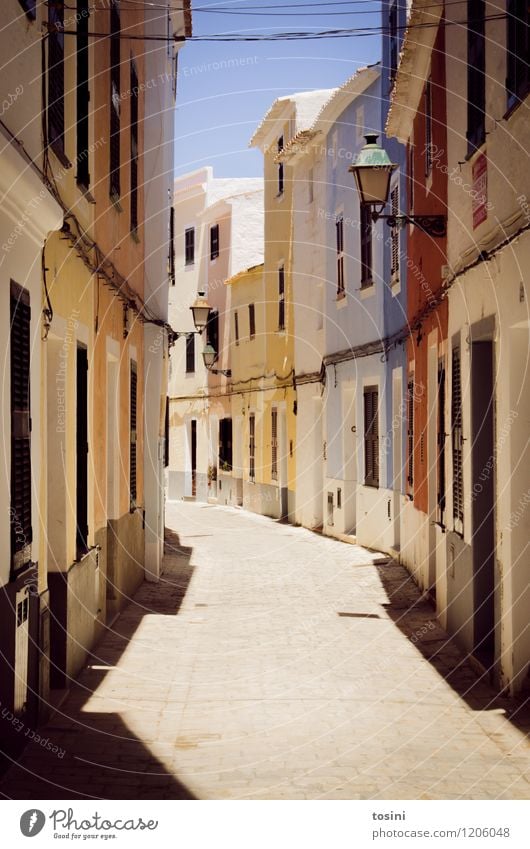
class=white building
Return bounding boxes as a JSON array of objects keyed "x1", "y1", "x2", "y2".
[
  {"x1": 143, "y1": 1, "x2": 191, "y2": 582},
  {"x1": 167, "y1": 169, "x2": 263, "y2": 505},
  {"x1": 442, "y1": 0, "x2": 530, "y2": 693}
]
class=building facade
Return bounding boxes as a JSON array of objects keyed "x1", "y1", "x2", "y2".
[
  {"x1": 1, "y1": 0, "x2": 190, "y2": 754},
  {"x1": 167, "y1": 170, "x2": 264, "y2": 506},
  {"x1": 388, "y1": 0, "x2": 530, "y2": 694}
]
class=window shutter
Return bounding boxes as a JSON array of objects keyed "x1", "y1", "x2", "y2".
[
  {"x1": 76, "y1": 1, "x2": 90, "y2": 186},
  {"x1": 10, "y1": 282, "x2": 32, "y2": 573},
  {"x1": 234, "y1": 310, "x2": 239, "y2": 345},
  {"x1": 506, "y1": 0, "x2": 530, "y2": 107},
  {"x1": 277, "y1": 136, "x2": 284, "y2": 194},
  {"x1": 407, "y1": 379, "x2": 414, "y2": 492},
  {"x1": 249, "y1": 303, "x2": 256, "y2": 338},
  {"x1": 278, "y1": 266, "x2": 285, "y2": 330},
  {"x1": 336, "y1": 217, "x2": 345, "y2": 295},
  {"x1": 467, "y1": 0, "x2": 486, "y2": 152},
  {"x1": 437, "y1": 361, "x2": 446, "y2": 523},
  {"x1": 364, "y1": 387, "x2": 379, "y2": 488},
  {"x1": 360, "y1": 205, "x2": 373, "y2": 287},
  {"x1": 451, "y1": 348, "x2": 464, "y2": 533},
  {"x1": 249, "y1": 414, "x2": 255, "y2": 481},
  {"x1": 109, "y1": 0, "x2": 121, "y2": 198},
  {"x1": 206, "y1": 310, "x2": 219, "y2": 356},
  {"x1": 130, "y1": 362, "x2": 137, "y2": 509},
  {"x1": 130, "y1": 61, "x2": 139, "y2": 233},
  {"x1": 185, "y1": 333, "x2": 195, "y2": 373},
  {"x1": 210, "y1": 224, "x2": 220, "y2": 260},
  {"x1": 48, "y1": 3, "x2": 65, "y2": 155},
  {"x1": 271, "y1": 408, "x2": 278, "y2": 481},
  {"x1": 390, "y1": 185, "x2": 399, "y2": 279},
  {"x1": 185, "y1": 227, "x2": 195, "y2": 266},
  {"x1": 424, "y1": 78, "x2": 433, "y2": 175}
]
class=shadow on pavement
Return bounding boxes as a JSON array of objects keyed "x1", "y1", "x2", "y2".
[{"x1": 0, "y1": 529, "x2": 196, "y2": 800}]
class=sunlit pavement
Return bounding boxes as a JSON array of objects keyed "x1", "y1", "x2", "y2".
[{"x1": 2, "y1": 501, "x2": 529, "y2": 799}]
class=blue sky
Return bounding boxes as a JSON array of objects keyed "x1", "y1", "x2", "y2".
[{"x1": 174, "y1": 1, "x2": 382, "y2": 177}]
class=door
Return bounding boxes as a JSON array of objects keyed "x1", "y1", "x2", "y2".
[
  {"x1": 76, "y1": 345, "x2": 89, "y2": 558},
  {"x1": 471, "y1": 341, "x2": 495, "y2": 667},
  {"x1": 191, "y1": 419, "x2": 197, "y2": 497}
]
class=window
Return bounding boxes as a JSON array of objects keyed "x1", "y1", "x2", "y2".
[
  {"x1": 169, "y1": 208, "x2": 175, "y2": 285},
  {"x1": 271, "y1": 408, "x2": 278, "y2": 481},
  {"x1": 76, "y1": 345, "x2": 89, "y2": 557},
  {"x1": 506, "y1": 0, "x2": 530, "y2": 109},
  {"x1": 389, "y1": 1, "x2": 398, "y2": 84},
  {"x1": 278, "y1": 265, "x2": 285, "y2": 331},
  {"x1": 130, "y1": 361, "x2": 137, "y2": 510},
  {"x1": 164, "y1": 397, "x2": 169, "y2": 468},
  {"x1": 407, "y1": 379, "x2": 414, "y2": 495},
  {"x1": 185, "y1": 227, "x2": 195, "y2": 265},
  {"x1": 219, "y1": 418, "x2": 233, "y2": 471},
  {"x1": 210, "y1": 223, "x2": 219, "y2": 260},
  {"x1": 76, "y1": 1, "x2": 90, "y2": 187},
  {"x1": 437, "y1": 360, "x2": 446, "y2": 525},
  {"x1": 18, "y1": 0, "x2": 36, "y2": 20},
  {"x1": 308, "y1": 167, "x2": 314, "y2": 204},
  {"x1": 234, "y1": 310, "x2": 239, "y2": 345},
  {"x1": 249, "y1": 414, "x2": 256, "y2": 482},
  {"x1": 185, "y1": 333, "x2": 195, "y2": 373},
  {"x1": 109, "y1": 0, "x2": 121, "y2": 199},
  {"x1": 390, "y1": 184, "x2": 400, "y2": 281},
  {"x1": 425, "y1": 77, "x2": 433, "y2": 176},
  {"x1": 206, "y1": 309, "x2": 219, "y2": 358},
  {"x1": 467, "y1": 0, "x2": 486, "y2": 154},
  {"x1": 409, "y1": 143, "x2": 414, "y2": 213},
  {"x1": 10, "y1": 282, "x2": 32, "y2": 574},
  {"x1": 248, "y1": 303, "x2": 256, "y2": 339},
  {"x1": 336, "y1": 216, "x2": 345, "y2": 296},
  {"x1": 48, "y1": 1, "x2": 65, "y2": 159},
  {"x1": 277, "y1": 135, "x2": 284, "y2": 195},
  {"x1": 130, "y1": 61, "x2": 139, "y2": 233},
  {"x1": 360, "y1": 205, "x2": 373, "y2": 287},
  {"x1": 364, "y1": 387, "x2": 379, "y2": 488},
  {"x1": 451, "y1": 347, "x2": 464, "y2": 534}
]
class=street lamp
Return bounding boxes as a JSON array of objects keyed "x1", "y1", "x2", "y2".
[
  {"x1": 190, "y1": 290, "x2": 211, "y2": 332},
  {"x1": 202, "y1": 343, "x2": 231, "y2": 378},
  {"x1": 349, "y1": 134, "x2": 446, "y2": 237}
]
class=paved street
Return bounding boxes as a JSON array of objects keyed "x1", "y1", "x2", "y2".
[{"x1": 2, "y1": 502, "x2": 530, "y2": 800}]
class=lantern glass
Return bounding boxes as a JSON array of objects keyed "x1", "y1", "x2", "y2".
[
  {"x1": 190, "y1": 290, "x2": 211, "y2": 332},
  {"x1": 202, "y1": 343, "x2": 216, "y2": 368},
  {"x1": 349, "y1": 134, "x2": 398, "y2": 208}
]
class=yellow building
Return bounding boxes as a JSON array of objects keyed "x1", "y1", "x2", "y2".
[{"x1": 249, "y1": 91, "x2": 332, "y2": 519}]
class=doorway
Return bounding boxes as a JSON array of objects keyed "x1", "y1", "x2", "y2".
[
  {"x1": 471, "y1": 340, "x2": 495, "y2": 668},
  {"x1": 191, "y1": 419, "x2": 197, "y2": 497},
  {"x1": 76, "y1": 345, "x2": 89, "y2": 558}
]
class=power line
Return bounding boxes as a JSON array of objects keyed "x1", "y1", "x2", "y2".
[{"x1": 54, "y1": 13, "x2": 508, "y2": 43}]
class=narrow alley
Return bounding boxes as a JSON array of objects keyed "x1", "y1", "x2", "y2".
[{"x1": 2, "y1": 503, "x2": 529, "y2": 801}]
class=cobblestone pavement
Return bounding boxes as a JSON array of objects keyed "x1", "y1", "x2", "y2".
[{"x1": 2, "y1": 502, "x2": 530, "y2": 799}]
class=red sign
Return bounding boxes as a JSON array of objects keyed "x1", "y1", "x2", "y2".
[{"x1": 472, "y1": 154, "x2": 488, "y2": 228}]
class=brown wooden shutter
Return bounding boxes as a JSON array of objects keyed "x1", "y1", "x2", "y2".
[
  {"x1": 407, "y1": 379, "x2": 414, "y2": 493},
  {"x1": 271, "y1": 409, "x2": 278, "y2": 481},
  {"x1": 390, "y1": 185, "x2": 400, "y2": 279},
  {"x1": 110, "y1": 0, "x2": 121, "y2": 198},
  {"x1": 437, "y1": 361, "x2": 446, "y2": 524},
  {"x1": 360, "y1": 205, "x2": 373, "y2": 287},
  {"x1": 467, "y1": 0, "x2": 486, "y2": 153},
  {"x1": 249, "y1": 414, "x2": 255, "y2": 481},
  {"x1": 130, "y1": 361, "x2": 137, "y2": 509},
  {"x1": 364, "y1": 387, "x2": 379, "y2": 488},
  {"x1": 130, "y1": 61, "x2": 139, "y2": 233},
  {"x1": 10, "y1": 282, "x2": 32, "y2": 573},
  {"x1": 76, "y1": 1, "x2": 90, "y2": 187},
  {"x1": 452, "y1": 347, "x2": 464, "y2": 533},
  {"x1": 48, "y1": 3, "x2": 65, "y2": 156}
]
